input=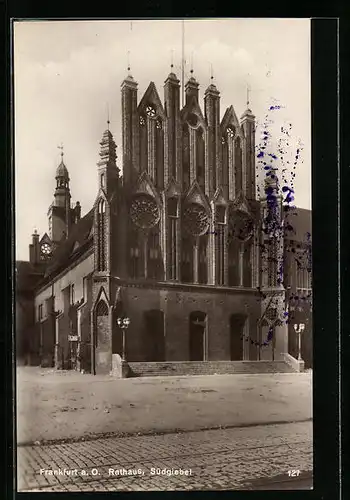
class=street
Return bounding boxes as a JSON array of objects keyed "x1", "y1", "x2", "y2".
[
  {"x1": 18, "y1": 421, "x2": 313, "y2": 492},
  {"x1": 16, "y1": 367, "x2": 313, "y2": 492},
  {"x1": 16, "y1": 368, "x2": 312, "y2": 444}
]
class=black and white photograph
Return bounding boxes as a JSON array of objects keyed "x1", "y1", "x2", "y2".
[{"x1": 14, "y1": 18, "x2": 313, "y2": 492}]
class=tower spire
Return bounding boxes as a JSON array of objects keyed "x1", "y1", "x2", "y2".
[{"x1": 57, "y1": 142, "x2": 64, "y2": 160}]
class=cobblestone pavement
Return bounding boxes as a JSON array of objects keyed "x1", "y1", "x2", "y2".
[
  {"x1": 17, "y1": 421, "x2": 313, "y2": 492},
  {"x1": 17, "y1": 368, "x2": 312, "y2": 444}
]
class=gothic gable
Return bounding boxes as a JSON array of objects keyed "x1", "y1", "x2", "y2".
[
  {"x1": 212, "y1": 186, "x2": 228, "y2": 206},
  {"x1": 133, "y1": 171, "x2": 162, "y2": 205},
  {"x1": 230, "y1": 191, "x2": 251, "y2": 215},
  {"x1": 221, "y1": 105, "x2": 243, "y2": 137},
  {"x1": 185, "y1": 180, "x2": 211, "y2": 213},
  {"x1": 138, "y1": 82, "x2": 166, "y2": 119},
  {"x1": 92, "y1": 286, "x2": 110, "y2": 311},
  {"x1": 180, "y1": 96, "x2": 207, "y2": 130},
  {"x1": 39, "y1": 233, "x2": 52, "y2": 246},
  {"x1": 165, "y1": 177, "x2": 182, "y2": 198}
]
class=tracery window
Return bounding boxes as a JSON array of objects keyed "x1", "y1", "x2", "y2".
[
  {"x1": 182, "y1": 123, "x2": 190, "y2": 191},
  {"x1": 146, "y1": 105, "x2": 156, "y2": 117},
  {"x1": 235, "y1": 137, "x2": 243, "y2": 196},
  {"x1": 148, "y1": 231, "x2": 161, "y2": 279},
  {"x1": 228, "y1": 237, "x2": 239, "y2": 286},
  {"x1": 129, "y1": 230, "x2": 140, "y2": 278},
  {"x1": 155, "y1": 118, "x2": 164, "y2": 189},
  {"x1": 198, "y1": 235, "x2": 208, "y2": 284},
  {"x1": 181, "y1": 237, "x2": 193, "y2": 283},
  {"x1": 168, "y1": 197, "x2": 178, "y2": 280},
  {"x1": 216, "y1": 205, "x2": 226, "y2": 285},
  {"x1": 196, "y1": 128, "x2": 205, "y2": 192}
]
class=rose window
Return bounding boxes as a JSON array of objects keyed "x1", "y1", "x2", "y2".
[
  {"x1": 183, "y1": 203, "x2": 209, "y2": 236},
  {"x1": 227, "y1": 127, "x2": 235, "y2": 139},
  {"x1": 145, "y1": 105, "x2": 156, "y2": 118},
  {"x1": 228, "y1": 210, "x2": 254, "y2": 241},
  {"x1": 41, "y1": 243, "x2": 52, "y2": 256},
  {"x1": 130, "y1": 194, "x2": 159, "y2": 229},
  {"x1": 187, "y1": 113, "x2": 198, "y2": 128}
]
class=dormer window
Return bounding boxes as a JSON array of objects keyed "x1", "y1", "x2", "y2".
[{"x1": 146, "y1": 105, "x2": 156, "y2": 118}]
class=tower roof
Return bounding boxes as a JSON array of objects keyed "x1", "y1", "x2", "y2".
[
  {"x1": 98, "y1": 128, "x2": 117, "y2": 166},
  {"x1": 56, "y1": 160, "x2": 69, "y2": 179}
]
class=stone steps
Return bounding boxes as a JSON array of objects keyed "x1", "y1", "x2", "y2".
[{"x1": 127, "y1": 360, "x2": 295, "y2": 378}]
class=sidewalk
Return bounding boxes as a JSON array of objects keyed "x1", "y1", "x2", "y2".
[{"x1": 16, "y1": 367, "x2": 312, "y2": 445}]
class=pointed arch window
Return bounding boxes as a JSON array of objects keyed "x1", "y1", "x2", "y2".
[
  {"x1": 235, "y1": 137, "x2": 243, "y2": 196},
  {"x1": 148, "y1": 230, "x2": 162, "y2": 279},
  {"x1": 182, "y1": 123, "x2": 190, "y2": 191},
  {"x1": 228, "y1": 237, "x2": 240, "y2": 286},
  {"x1": 198, "y1": 234, "x2": 208, "y2": 284},
  {"x1": 196, "y1": 128, "x2": 205, "y2": 192},
  {"x1": 168, "y1": 197, "x2": 178, "y2": 280},
  {"x1": 100, "y1": 173, "x2": 105, "y2": 188},
  {"x1": 181, "y1": 236, "x2": 193, "y2": 283},
  {"x1": 139, "y1": 114, "x2": 148, "y2": 172},
  {"x1": 216, "y1": 205, "x2": 226, "y2": 285},
  {"x1": 129, "y1": 230, "x2": 140, "y2": 278},
  {"x1": 155, "y1": 118, "x2": 164, "y2": 189},
  {"x1": 97, "y1": 199, "x2": 106, "y2": 271}
]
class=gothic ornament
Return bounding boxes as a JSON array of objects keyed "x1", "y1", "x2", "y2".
[
  {"x1": 156, "y1": 119, "x2": 162, "y2": 129},
  {"x1": 139, "y1": 116, "x2": 145, "y2": 126},
  {"x1": 145, "y1": 105, "x2": 156, "y2": 118},
  {"x1": 228, "y1": 209, "x2": 254, "y2": 242},
  {"x1": 183, "y1": 203, "x2": 210, "y2": 236},
  {"x1": 187, "y1": 113, "x2": 198, "y2": 128},
  {"x1": 41, "y1": 243, "x2": 52, "y2": 256},
  {"x1": 130, "y1": 194, "x2": 160, "y2": 229},
  {"x1": 227, "y1": 126, "x2": 235, "y2": 139}
]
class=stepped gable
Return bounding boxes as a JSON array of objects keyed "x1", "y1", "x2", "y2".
[{"x1": 43, "y1": 208, "x2": 94, "y2": 279}]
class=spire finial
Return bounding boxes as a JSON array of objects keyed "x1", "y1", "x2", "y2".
[
  {"x1": 170, "y1": 49, "x2": 174, "y2": 69},
  {"x1": 127, "y1": 50, "x2": 131, "y2": 73},
  {"x1": 210, "y1": 63, "x2": 214, "y2": 82},
  {"x1": 57, "y1": 142, "x2": 64, "y2": 160},
  {"x1": 246, "y1": 83, "x2": 251, "y2": 108},
  {"x1": 190, "y1": 51, "x2": 194, "y2": 75},
  {"x1": 107, "y1": 103, "x2": 110, "y2": 130}
]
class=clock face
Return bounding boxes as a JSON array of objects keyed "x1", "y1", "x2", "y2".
[{"x1": 41, "y1": 243, "x2": 52, "y2": 256}]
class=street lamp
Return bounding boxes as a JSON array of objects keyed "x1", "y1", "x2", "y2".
[
  {"x1": 293, "y1": 323, "x2": 305, "y2": 361},
  {"x1": 117, "y1": 316, "x2": 130, "y2": 361}
]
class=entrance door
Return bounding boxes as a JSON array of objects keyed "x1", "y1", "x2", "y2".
[
  {"x1": 230, "y1": 314, "x2": 246, "y2": 360},
  {"x1": 144, "y1": 310, "x2": 165, "y2": 361},
  {"x1": 189, "y1": 311, "x2": 206, "y2": 361}
]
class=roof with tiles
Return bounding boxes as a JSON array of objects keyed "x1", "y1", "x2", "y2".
[{"x1": 42, "y1": 208, "x2": 94, "y2": 280}]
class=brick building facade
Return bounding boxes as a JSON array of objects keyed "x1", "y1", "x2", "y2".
[{"x1": 15, "y1": 68, "x2": 313, "y2": 374}]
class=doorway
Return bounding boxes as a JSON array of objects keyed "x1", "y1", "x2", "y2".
[
  {"x1": 189, "y1": 311, "x2": 206, "y2": 361},
  {"x1": 230, "y1": 313, "x2": 246, "y2": 360},
  {"x1": 143, "y1": 310, "x2": 165, "y2": 361}
]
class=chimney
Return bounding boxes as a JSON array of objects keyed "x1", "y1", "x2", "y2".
[
  {"x1": 74, "y1": 201, "x2": 81, "y2": 223},
  {"x1": 29, "y1": 229, "x2": 40, "y2": 265}
]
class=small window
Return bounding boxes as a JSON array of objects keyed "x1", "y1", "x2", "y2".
[
  {"x1": 71, "y1": 284, "x2": 75, "y2": 305},
  {"x1": 101, "y1": 173, "x2": 105, "y2": 188},
  {"x1": 216, "y1": 206, "x2": 226, "y2": 224},
  {"x1": 168, "y1": 198, "x2": 178, "y2": 217},
  {"x1": 38, "y1": 304, "x2": 43, "y2": 321}
]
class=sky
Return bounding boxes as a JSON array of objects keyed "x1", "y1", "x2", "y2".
[{"x1": 14, "y1": 19, "x2": 311, "y2": 261}]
